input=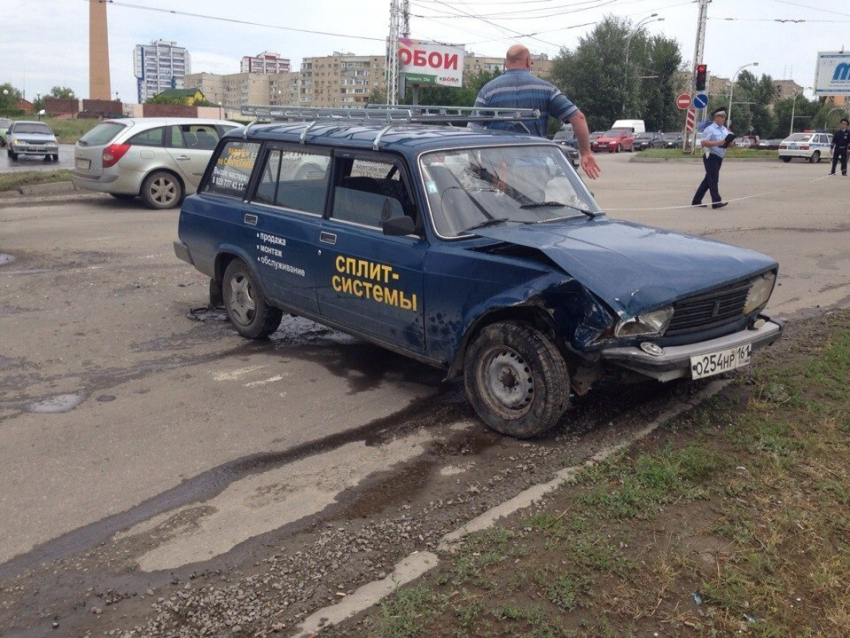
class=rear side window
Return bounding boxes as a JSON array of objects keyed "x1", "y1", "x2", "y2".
[
  {"x1": 253, "y1": 149, "x2": 330, "y2": 214},
  {"x1": 128, "y1": 127, "x2": 164, "y2": 147},
  {"x1": 78, "y1": 122, "x2": 126, "y2": 146},
  {"x1": 203, "y1": 141, "x2": 261, "y2": 199}
]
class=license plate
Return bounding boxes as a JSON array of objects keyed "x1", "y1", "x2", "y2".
[
  {"x1": 789, "y1": 143, "x2": 797, "y2": 149},
  {"x1": 76, "y1": 158, "x2": 90, "y2": 170},
  {"x1": 690, "y1": 344, "x2": 752, "y2": 380}
]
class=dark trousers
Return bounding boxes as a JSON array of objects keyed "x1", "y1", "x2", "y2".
[
  {"x1": 831, "y1": 147, "x2": 848, "y2": 175},
  {"x1": 692, "y1": 154, "x2": 723, "y2": 205}
]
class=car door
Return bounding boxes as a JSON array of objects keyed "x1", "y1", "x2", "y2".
[
  {"x1": 314, "y1": 151, "x2": 427, "y2": 352},
  {"x1": 237, "y1": 143, "x2": 333, "y2": 314},
  {"x1": 165, "y1": 124, "x2": 223, "y2": 191}
]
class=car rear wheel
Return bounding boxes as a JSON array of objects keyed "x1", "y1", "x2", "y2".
[
  {"x1": 464, "y1": 322, "x2": 569, "y2": 439},
  {"x1": 810, "y1": 151, "x2": 820, "y2": 163},
  {"x1": 222, "y1": 260, "x2": 282, "y2": 339},
  {"x1": 141, "y1": 170, "x2": 183, "y2": 209},
  {"x1": 781, "y1": 157, "x2": 792, "y2": 163}
]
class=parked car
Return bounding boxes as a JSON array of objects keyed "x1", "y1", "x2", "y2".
[
  {"x1": 662, "y1": 132, "x2": 683, "y2": 148},
  {"x1": 778, "y1": 132, "x2": 833, "y2": 163},
  {"x1": 589, "y1": 131, "x2": 605, "y2": 143},
  {"x1": 591, "y1": 128, "x2": 634, "y2": 153},
  {"x1": 757, "y1": 138, "x2": 783, "y2": 150},
  {"x1": 173, "y1": 106, "x2": 782, "y2": 439},
  {"x1": 558, "y1": 143, "x2": 579, "y2": 167},
  {"x1": 71, "y1": 117, "x2": 242, "y2": 209},
  {"x1": 0, "y1": 117, "x2": 12, "y2": 147},
  {"x1": 632, "y1": 132, "x2": 666, "y2": 151},
  {"x1": 552, "y1": 130, "x2": 577, "y2": 148},
  {"x1": 5, "y1": 120, "x2": 59, "y2": 161}
]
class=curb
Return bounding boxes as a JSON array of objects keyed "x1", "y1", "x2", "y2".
[
  {"x1": 630, "y1": 155, "x2": 780, "y2": 163},
  {"x1": 0, "y1": 181, "x2": 79, "y2": 198}
]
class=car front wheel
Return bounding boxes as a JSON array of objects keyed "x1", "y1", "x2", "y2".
[
  {"x1": 810, "y1": 151, "x2": 820, "y2": 163},
  {"x1": 141, "y1": 170, "x2": 183, "y2": 209},
  {"x1": 464, "y1": 322, "x2": 569, "y2": 439},
  {"x1": 8, "y1": 149, "x2": 17, "y2": 160},
  {"x1": 222, "y1": 260, "x2": 282, "y2": 339}
]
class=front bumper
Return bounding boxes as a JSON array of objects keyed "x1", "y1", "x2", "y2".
[
  {"x1": 600, "y1": 316, "x2": 783, "y2": 382},
  {"x1": 10, "y1": 143, "x2": 58, "y2": 155}
]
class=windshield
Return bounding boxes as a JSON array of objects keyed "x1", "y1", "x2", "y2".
[
  {"x1": 604, "y1": 129, "x2": 627, "y2": 136},
  {"x1": 13, "y1": 123, "x2": 53, "y2": 135},
  {"x1": 420, "y1": 145, "x2": 600, "y2": 238}
]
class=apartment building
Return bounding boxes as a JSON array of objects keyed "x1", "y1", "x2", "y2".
[
  {"x1": 134, "y1": 39, "x2": 191, "y2": 103},
  {"x1": 185, "y1": 71, "x2": 301, "y2": 113},
  {"x1": 240, "y1": 51, "x2": 291, "y2": 74},
  {"x1": 463, "y1": 53, "x2": 553, "y2": 79},
  {"x1": 302, "y1": 52, "x2": 385, "y2": 107}
]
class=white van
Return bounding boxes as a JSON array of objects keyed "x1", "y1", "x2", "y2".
[{"x1": 611, "y1": 119, "x2": 646, "y2": 134}]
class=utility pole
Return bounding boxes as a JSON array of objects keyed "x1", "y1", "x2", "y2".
[
  {"x1": 386, "y1": 0, "x2": 402, "y2": 105},
  {"x1": 688, "y1": 0, "x2": 710, "y2": 152}
]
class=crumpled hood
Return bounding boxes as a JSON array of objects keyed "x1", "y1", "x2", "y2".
[{"x1": 474, "y1": 217, "x2": 777, "y2": 317}]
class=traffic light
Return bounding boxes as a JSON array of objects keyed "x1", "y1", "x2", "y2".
[{"x1": 695, "y1": 64, "x2": 707, "y2": 91}]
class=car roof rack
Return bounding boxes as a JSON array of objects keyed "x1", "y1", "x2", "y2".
[{"x1": 239, "y1": 104, "x2": 540, "y2": 150}]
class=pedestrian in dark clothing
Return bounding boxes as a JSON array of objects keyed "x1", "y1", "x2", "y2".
[
  {"x1": 830, "y1": 118, "x2": 850, "y2": 176},
  {"x1": 470, "y1": 44, "x2": 600, "y2": 179},
  {"x1": 692, "y1": 107, "x2": 733, "y2": 209}
]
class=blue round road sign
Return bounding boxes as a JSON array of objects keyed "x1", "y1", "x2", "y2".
[{"x1": 693, "y1": 92, "x2": 708, "y2": 109}]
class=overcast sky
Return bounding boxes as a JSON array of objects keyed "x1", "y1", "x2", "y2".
[{"x1": 0, "y1": 0, "x2": 847, "y2": 104}]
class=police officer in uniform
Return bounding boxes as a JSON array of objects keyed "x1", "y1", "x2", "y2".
[
  {"x1": 830, "y1": 117, "x2": 850, "y2": 176},
  {"x1": 691, "y1": 107, "x2": 733, "y2": 209}
]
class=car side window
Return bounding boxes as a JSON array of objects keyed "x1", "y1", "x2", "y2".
[
  {"x1": 167, "y1": 125, "x2": 186, "y2": 149},
  {"x1": 128, "y1": 127, "x2": 164, "y2": 147},
  {"x1": 331, "y1": 158, "x2": 413, "y2": 229},
  {"x1": 203, "y1": 141, "x2": 261, "y2": 199},
  {"x1": 252, "y1": 148, "x2": 330, "y2": 214}
]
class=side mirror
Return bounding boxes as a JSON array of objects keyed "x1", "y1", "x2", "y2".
[{"x1": 383, "y1": 215, "x2": 416, "y2": 236}]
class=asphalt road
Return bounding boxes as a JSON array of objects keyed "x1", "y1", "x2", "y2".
[
  {"x1": 1, "y1": 154, "x2": 849, "y2": 636},
  {"x1": 0, "y1": 143, "x2": 76, "y2": 171}
]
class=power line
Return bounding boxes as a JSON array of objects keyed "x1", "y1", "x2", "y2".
[{"x1": 84, "y1": 0, "x2": 386, "y2": 42}]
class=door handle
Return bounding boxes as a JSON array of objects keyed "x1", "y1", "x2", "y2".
[
  {"x1": 175, "y1": 155, "x2": 191, "y2": 161},
  {"x1": 320, "y1": 231, "x2": 337, "y2": 245},
  {"x1": 243, "y1": 214, "x2": 258, "y2": 226}
]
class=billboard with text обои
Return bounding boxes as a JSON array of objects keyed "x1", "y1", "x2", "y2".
[{"x1": 814, "y1": 52, "x2": 850, "y2": 96}]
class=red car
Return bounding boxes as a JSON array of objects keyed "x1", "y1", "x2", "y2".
[{"x1": 591, "y1": 128, "x2": 634, "y2": 153}]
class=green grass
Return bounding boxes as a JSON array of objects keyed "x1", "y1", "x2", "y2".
[
  {"x1": 0, "y1": 169, "x2": 73, "y2": 192},
  {"x1": 369, "y1": 310, "x2": 850, "y2": 638},
  {"x1": 639, "y1": 147, "x2": 778, "y2": 159}
]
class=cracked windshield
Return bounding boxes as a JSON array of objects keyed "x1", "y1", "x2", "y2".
[{"x1": 420, "y1": 145, "x2": 600, "y2": 237}]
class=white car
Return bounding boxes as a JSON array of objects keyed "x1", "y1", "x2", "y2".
[
  {"x1": 778, "y1": 132, "x2": 833, "y2": 163},
  {"x1": 72, "y1": 117, "x2": 242, "y2": 208},
  {"x1": 6, "y1": 120, "x2": 59, "y2": 161}
]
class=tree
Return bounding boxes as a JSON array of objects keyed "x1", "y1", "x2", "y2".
[
  {"x1": 145, "y1": 93, "x2": 188, "y2": 105},
  {"x1": 0, "y1": 82, "x2": 22, "y2": 110},
  {"x1": 548, "y1": 15, "x2": 684, "y2": 133},
  {"x1": 49, "y1": 86, "x2": 75, "y2": 99}
]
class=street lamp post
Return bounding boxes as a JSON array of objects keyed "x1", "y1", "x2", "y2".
[
  {"x1": 726, "y1": 61, "x2": 758, "y2": 130},
  {"x1": 622, "y1": 14, "x2": 664, "y2": 116},
  {"x1": 789, "y1": 87, "x2": 811, "y2": 136}
]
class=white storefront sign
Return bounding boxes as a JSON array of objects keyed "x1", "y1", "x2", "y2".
[{"x1": 398, "y1": 38, "x2": 465, "y2": 88}]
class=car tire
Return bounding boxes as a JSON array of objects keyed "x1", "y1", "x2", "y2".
[
  {"x1": 464, "y1": 322, "x2": 569, "y2": 439},
  {"x1": 781, "y1": 157, "x2": 792, "y2": 163},
  {"x1": 141, "y1": 170, "x2": 183, "y2": 209},
  {"x1": 8, "y1": 149, "x2": 17, "y2": 160},
  {"x1": 810, "y1": 151, "x2": 820, "y2": 164},
  {"x1": 222, "y1": 260, "x2": 283, "y2": 339},
  {"x1": 110, "y1": 193, "x2": 136, "y2": 201}
]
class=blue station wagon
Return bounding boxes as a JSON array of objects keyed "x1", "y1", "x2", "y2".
[{"x1": 174, "y1": 106, "x2": 782, "y2": 438}]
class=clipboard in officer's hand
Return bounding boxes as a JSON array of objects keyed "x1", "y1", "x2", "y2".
[{"x1": 721, "y1": 133, "x2": 736, "y2": 148}]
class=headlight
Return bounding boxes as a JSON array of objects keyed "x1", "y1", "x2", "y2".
[
  {"x1": 744, "y1": 272, "x2": 776, "y2": 314},
  {"x1": 615, "y1": 307, "x2": 674, "y2": 337}
]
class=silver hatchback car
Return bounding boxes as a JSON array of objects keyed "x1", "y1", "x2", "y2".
[{"x1": 72, "y1": 118, "x2": 242, "y2": 208}]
